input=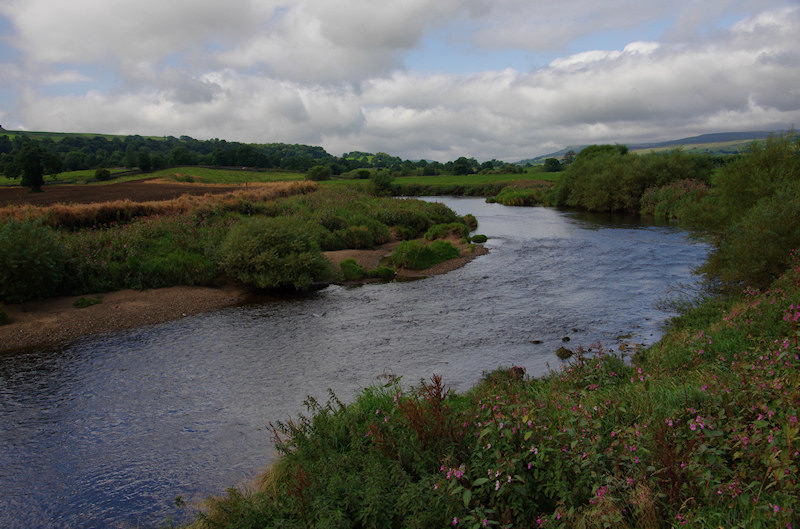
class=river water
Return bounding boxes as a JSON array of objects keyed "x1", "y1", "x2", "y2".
[{"x1": 0, "y1": 198, "x2": 708, "y2": 528}]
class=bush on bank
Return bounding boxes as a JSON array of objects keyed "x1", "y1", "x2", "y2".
[
  {"x1": 217, "y1": 216, "x2": 335, "y2": 290},
  {"x1": 0, "y1": 219, "x2": 66, "y2": 303}
]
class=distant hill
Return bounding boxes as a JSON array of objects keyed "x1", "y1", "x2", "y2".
[{"x1": 518, "y1": 131, "x2": 779, "y2": 164}]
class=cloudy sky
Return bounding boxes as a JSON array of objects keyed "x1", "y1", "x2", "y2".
[{"x1": 0, "y1": 0, "x2": 798, "y2": 161}]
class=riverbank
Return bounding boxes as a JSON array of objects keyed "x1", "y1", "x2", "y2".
[{"x1": 0, "y1": 241, "x2": 487, "y2": 353}]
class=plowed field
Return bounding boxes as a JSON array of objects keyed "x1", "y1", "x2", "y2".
[{"x1": 0, "y1": 179, "x2": 242, "y2": 208}]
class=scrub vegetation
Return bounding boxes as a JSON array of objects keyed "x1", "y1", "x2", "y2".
[
  {"x1": 0, "y1": 185, "x2": 478, "y2": 303},
  {"x1": 191, "y1": 132, "x2": 800, "y2": 528}
]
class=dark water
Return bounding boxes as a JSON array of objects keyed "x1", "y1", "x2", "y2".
[{"x1": 0, "y1": 199, "x2": 708, "y2": 528}]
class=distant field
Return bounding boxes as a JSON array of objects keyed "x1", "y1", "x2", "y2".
[
  {"x1": 630, "y1": 139, "x2": 757, "y2": 155},
  {"x1": 394, "y1": 170, "x2": 558, "y2": 186},
  {"x1": 149, "y1": 167, "x2": 305, "y2": 183},
  {"x1": 0, "y1": 130, "x2": 161, "y2": 142},
  {"x1": 0, "y1": 167, "x2": 306, "y2": 187}
]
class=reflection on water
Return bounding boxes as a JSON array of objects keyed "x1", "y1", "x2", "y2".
[{"x1": 0, "y1": 199, "x2": 708, "y2": 528}]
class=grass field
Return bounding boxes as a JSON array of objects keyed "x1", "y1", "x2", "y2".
[
  {"x1": 0, "y1": 167, "x2": 308, "y2": 187},
  {"x1": 394, "y1": 170, "x2": 558, "y2": 186},
  {"x1": 629, "y1": 139, "x2": 756, "y2": 155},
  {"x1": 150, "y1": 167, "x2": 306, "y2": 184}
]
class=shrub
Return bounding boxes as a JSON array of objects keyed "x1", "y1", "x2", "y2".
[
  {"x1": 217, "y1": 216, "x2": 333, "y2": 290},
  {"x1": 390, "y1": 240, "x2": 460, "y2": 270},
  {"x1": 305, "y1": 165, "x2": 332, "y2": 181},
  {"x1": 366, "y1": 266, "x2": 396, "y2": 280},
  {"x1": 640, "y1": 179, "x2": 709, "y2": 219},
  {"x1": 340, "y1": 258, "x2": 365, "y2": 281},
  {"x1": 470, "y1": 234, "x2": 488, "y2": 243},
  {"x1": 424, "y1": 222, "x2": 469, "y2": 241},
  {"x1": 0, "y1": 220, "x2": 66, "y2": 303},
  {"x1": 368, "y1": 170, "x2": 395, "y2": 196},
  {"x1": 700, "y1": 184, "x2": 800, "y2": 289},
  {"x1": 94, "y1": 168, "x2": 111, "y2": 181},
  {"x1": 330, "y1": 220, "x2": 391, "y2": 250}
]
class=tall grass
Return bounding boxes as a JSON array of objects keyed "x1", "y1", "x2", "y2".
[{"x1": 0, "y1": 181, "x2": 316, "y2": 229}]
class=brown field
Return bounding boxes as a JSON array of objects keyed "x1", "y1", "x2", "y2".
[
  {"x1": 0, "y1": 179, "x2": 316, "y2": 228},
  {"x1": 0, "y1": 178, "x2": 308, "y2": 207}
]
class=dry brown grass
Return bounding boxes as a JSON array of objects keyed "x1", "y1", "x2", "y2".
[{"x1": 0, "y1": 181, "x2": 316, "y2": 229}]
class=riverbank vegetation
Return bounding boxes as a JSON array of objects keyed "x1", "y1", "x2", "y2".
[
  {"x1": 190, "y1": 133, "x2": 800, "y2": 528},
  {"x1": 195, "y1": 252, "x2": 800, "y2": 527},
  {"x1": 0, "y1": 185, "x2": 478, "y2": 303}
]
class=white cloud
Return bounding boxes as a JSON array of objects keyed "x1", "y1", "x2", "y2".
[{"x1": 0, "y1": 1, "x2": 798, "y2": 161}]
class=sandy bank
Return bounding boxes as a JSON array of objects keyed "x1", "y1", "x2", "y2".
[{"x1": 0, "y1": 242, "x2": 487, "y2": 353}]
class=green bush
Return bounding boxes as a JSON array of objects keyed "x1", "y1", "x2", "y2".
[
  {"x1": 366, "y1": 266, "x2": 396, "y2": 280},
  {"x1": 390, "y1": 240, "x2": 460, "y2": 270},
  {"x1": 554, "y1": 147, "x2": 715, "y2": 212},
  {"x1": 94, "y1": 168, "x2": 111, "y2": 181},
  {"x1": 330, "y1": 220, "x2": 391, "y2": 250},
  {"x1": 368, "y1": 170, "x2": 395, "y2": 196},
  {"x1": 494, "y1": 186, "x2": 548, "y2": 206},
  {"x1": 700, "y1": 184, "x2": 800, "y2": 289},
  {"x1": 340, "y1": 258, "x2": 365, "y2": 281},
  {"x1": 0, "y1": 220, "x2": 66, "y2": 303},
  {"x1": 639, "y1": 178, "x2": 709, "y2": 219},
  {"x1": 424, "y1": 222, "x2": 469, "y2": 241},
  {"x1": 305, "y1": 165, "x2": 332, "y2": 181},
  {"x1": 470, "y1": 234, "x2": 488, "y2": 243},
  {"x1": 217, "y1": 216, "x2": 333, "y2": 290}
]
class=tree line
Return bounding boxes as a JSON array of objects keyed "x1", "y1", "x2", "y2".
[{"x1": 0, "y1": 131, "x2": 536, "y2": 185}]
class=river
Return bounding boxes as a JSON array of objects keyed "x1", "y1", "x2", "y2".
[{"x1": 0, "y1": 198, "x2": 708, "y2": 528}]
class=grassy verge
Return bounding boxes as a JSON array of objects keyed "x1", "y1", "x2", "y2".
[{"x1": 193, "y1": 253, "x2": 800, "y2": 528}]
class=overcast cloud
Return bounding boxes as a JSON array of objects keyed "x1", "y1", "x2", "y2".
[{"x1": 0, "y1": 0, "x2": 797, "y2": 161}]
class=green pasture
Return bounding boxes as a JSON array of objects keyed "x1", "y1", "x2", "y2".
[
  {"x1": 149, "y1": 167, "x2": 305, "y2": 184},
  {"x1": 393, "y1": 170, "x2": 558, "y2": 186}
]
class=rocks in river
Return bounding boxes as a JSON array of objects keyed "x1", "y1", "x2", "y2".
[
  {"x1": 556, "y1": 346, "x2": 573, "y2": 360},
  {"x1": 530, "y1": 339, "x2": 543, "y2": 344},
  {"x1": 562, "y1": 336, "x2": 570, "y2": 342}
]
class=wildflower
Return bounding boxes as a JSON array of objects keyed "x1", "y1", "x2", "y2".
[
  {"x1": 495, "y1": 480, "x2": 501, "y2": 491},
  {"x1": 453, "y1": 516, "x2": 459, "y2": 525}
]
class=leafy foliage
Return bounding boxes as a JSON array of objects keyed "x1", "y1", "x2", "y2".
[
  {"x1": 340, "y1": 258, "x2": 365, "y2": 281},
  {"x1": 553, "y1": 148, "x2": 715, "y2": 212},
  {"x1": 216, "y1": 216, "x2": 334, "y2": 290},
  {"x1": 682, "y1": 132, "x2": 800, "y2": 289},
  {"x1": 0, "y1": 220, "x2": 65, "y2": 303},
  {"x1": 390, "y1": 240, "x2": 460, "y2": 270}
]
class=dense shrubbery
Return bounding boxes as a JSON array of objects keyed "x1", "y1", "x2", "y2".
[
  {"x1": 390, "y1": 240, "x2": 460, "y2": 270},
  {"x1": 196, "y1": 251, "x2": 800, "y2": 528},
  {"x1": 61, "y1": 214, "x2": 224, "y2": 293},
  {"x1": 0, "y1": 186, "x2": 475, "y2": 300},
  {"x1": 639, "y1": 178, "x2": 709, "y2": 219},
  {"x1": 340, "y1": 258, "x2": 365, "y2": 281},
  {"x1": 424, "y1": 222, "x2": 470, "y2": 241},
  {"x1": 553, "y1": 148, "x2": 716, "y2": 212},
  {"x1": 216, "y1": 216, "x2": 335, "y2": 290},
  {"x1": 681, "y1": 132, "x2": 800, "y2": 290},
  {"x1": 492, "y1": 185, "x2": 552, "y2": 207},
  {"x1": 0, "y1": 220, "x2": 65, "y2": 303}
]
